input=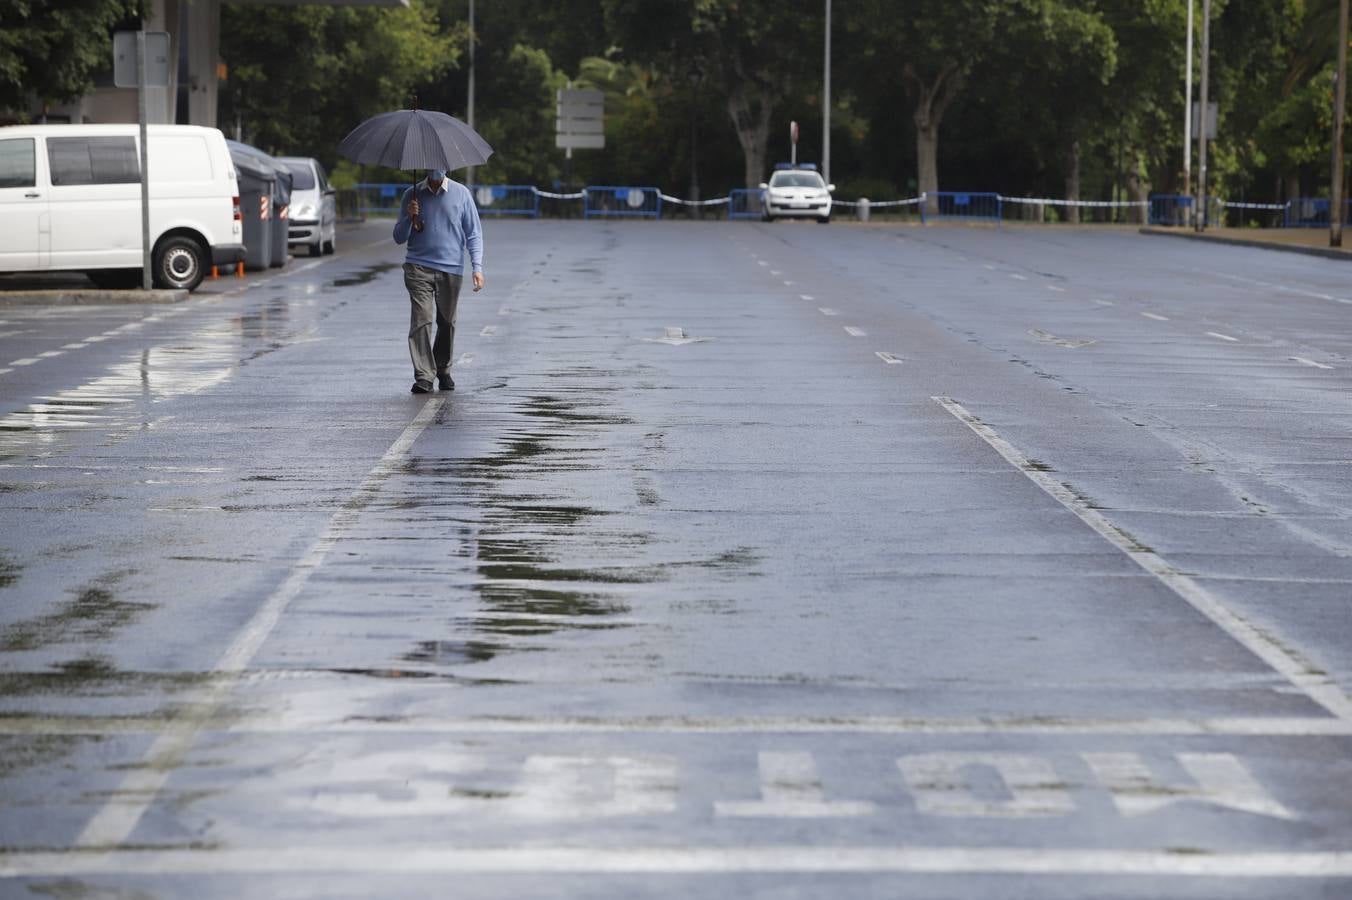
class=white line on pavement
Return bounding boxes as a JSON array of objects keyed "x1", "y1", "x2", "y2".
[
  {"x1": 1206, "y1": 269, "x2": 1352, "y2": 306},
  {"x1": 457, "y1": 353, "x2": 475, "y2": 366},
  {"x1": 1290, "y1": 357, "x2": 1334, "y2": 369},
  {"x1": 75, "y1": 396, "x2": 448, "y2": 848},
  {"x1": 934, "y1": 397, "x2": 1352, "y2": 723},
  {"x1": 61, "y1": 342, "x2": 88, "y2": 349},
  {"x1": 817, "y1": 308, "x2": 839, "y2": 316},
  {"x1": 5, "y1": 847, "x2": 1352, "y2": 877},
  {"x1": 1141, "y1": 312, "x2": 1169, "y2": 321},
  {"x1": 799, "y1": 294, "x2": 814, "y2": 301},
  {"x1": 770, "y1": 269, "x2": 781, "y2": 275},
  {"x1": 1206, "y1": 331, "x2": 1240, "y2": 342},
  {"x1": 9, "y1": 358, "x2": 38, "y2": 366},
  {"x1": 480, "y1": 325, "x2": 497, "y2": 336},
  {"x1": 875, "y1": 352, "x2": 903, "y2": 365},
  {"x1": 1010, "y1": 273, "x2": 1028, "y2": 281},
  {"x1": 1047, "y1": 285, "x2": 1066, "y2": 293},
  {"x1": 844, "y1": 326, "x2": 867, "y2": 337},
  {"x1": 783, "y1": 280, "x2": 794, "y2": 286}
]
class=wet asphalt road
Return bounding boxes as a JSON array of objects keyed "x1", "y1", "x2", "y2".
[{"x1": 2, "y1": 219, "x2": 1352, "y2": 897}]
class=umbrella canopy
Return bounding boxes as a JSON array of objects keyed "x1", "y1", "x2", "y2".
[{"x1": 337, "y1": 109, "x2": 493, "y2": 172}]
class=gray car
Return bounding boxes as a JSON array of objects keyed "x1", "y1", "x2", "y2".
[{"x1": 279, "y1": 156, "x2": 336, "y2": 256}]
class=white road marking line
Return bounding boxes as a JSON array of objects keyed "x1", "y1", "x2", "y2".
[
  {"x1": 783, "y1": 280, "x2": 794, "y2": 286},
  {"x1": 844, "y1": 326, "x2": 867, "y2": 337},
  {"x1": 1009, "y1": 273, "x2": 1028, "y2": 281},
  {"x1": 817, "y1": 307, "x2": 838, "y2": 316},
  {"x1": 37, "y1": 350, "x2": 63, "y2": 358},
  {"x1": 799, "y1": 294, "x2": 814, "y2": 301},
  {"x1": 1141, "y1": 312, "x2": 1169, "y2": 321},
  {"x1": 480, "y1": 325, "x2": 497, "y2": 336},
  {"x1": 1206, "y1": 331, "x2": 1239, "y2": 342},
  {"x1": 9, "y1": 358, "x2": 39, "y2": 366},
  {"x1": 899, "y1": 753, "x2": 1074, "y2": 818},
  {"x1": 643, "y1": 326, "x2": 709, "y2": 346},
  {"x1": 757, "y1": 261, "x2": 768, "y2": 266},
  {"x1": 6, "y1": 715, "x2": 1352, "y2": 737},
  {"x1": 85, "y1": 335, "x2": 110, "y2": 342},
  {"x1": 875, "y1": 352, "x2": 903, "y2": 365},
  {"x1": 1084, "y1": 752, "x2": 1295, "y2": 820},
  {"x1": 1291, "y1": 356, "x2": 1333, "y2": 369},
  {"x1": 1046, "y1": 285, "x2": 1066, "y2": 292},
  {"x1": 770, "y1": 269, "x2": 781, "y2": 275},
  {"x1": 716, "y1": 752, "x2": 875, "y2": 818},
  {"x1": 457, "y1": 353, "x2": 474, "y2": 366},
  {"x1": 1093, "y1": 299, "x2": 1115, "y2": 306},
  {"x1": 982, "y1": 263, "x2": 996, "y2": 270},
  {"x1": 1207, "y1": 269, "x2": 1352, "y2": 306},
  {"x1": 0, "y1": 368, "x2": 11, "y2": 376},
  {"x1": 61, "y1": 342, "x2": 89, "y2": 349},
  {"x1": 934, "y1": 397, "x2": 1352, "y2": 722},
  {"x1": 497, "y1": 306, "x2": 511, "y2": 315},
  {"x1": 1029, "y1": 329, "x2": 1096, "y2": 349},
  {"x1": 75, "y1": 396, "x2": 448, "y2": 848},
  {"x1": 6, "y1": 847, "x2": 1352, "y2": 877}
]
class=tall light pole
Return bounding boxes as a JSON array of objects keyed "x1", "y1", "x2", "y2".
[
  {"x1": 1183, "y1": 0, "x2": 1193, "y2": 199},
  {"x1": 822, "y1": 0, "x2": 831, "y2": 185},
  {"x1": 1331, "y1": 0, "x2": 1348, "y2": 247},
  {"x1": 1195, "y1": 0, "x2": 1210, "y2": 232},
  {"x1": 466, "y1": 0, "x2": 476, "y2": 187}
]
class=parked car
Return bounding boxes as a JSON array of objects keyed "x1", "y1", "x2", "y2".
[
  {"x1": 759, "y1": 163, "x2": 835, "y2": 224},
  {"x1": 278, "y1": 156, "x2": 336, "y2": 256},
  {"x1": 0, "y1": 123, "x2": 243, "y2": 290}
]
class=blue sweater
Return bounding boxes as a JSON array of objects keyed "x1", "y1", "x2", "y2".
[{"x1": 392, "y1": 179, "x2": 483, "y2": 275}]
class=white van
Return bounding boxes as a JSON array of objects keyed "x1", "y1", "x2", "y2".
[
  {"x1": 0, "y1": 123, "x2": 244, "y2": 291},
  {"x1": 278, "y1": 156, "x2": 337, "y2": 257}
]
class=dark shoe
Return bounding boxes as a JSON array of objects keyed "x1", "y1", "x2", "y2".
[
  {"x1": 411, "y1": 381, "x2": 433, "y2": 394},
  {"x1": 437, "y1": 372, "x2": 455, "y2": 391}
]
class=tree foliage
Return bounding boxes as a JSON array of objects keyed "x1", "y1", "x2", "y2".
[{"x1": 0, "y1": 0, "x2": 137, "y2": 118}]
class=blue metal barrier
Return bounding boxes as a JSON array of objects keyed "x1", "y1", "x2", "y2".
[
  {"x1": 470, "y1": 185, "x2": 540, "y2": 217},
  {"x1": 356, "y1": 182, "x2": 411, "y2": 216},
  {"x1": 728, "y1": 188, "x2": 765, "y2": 220},
  {"x1": 929, "y1": 191, "x2": 1001, "y2": 222},
  {"x1": 584, "y1": 186, "x2": 662, "y2": 219},
  {"x1": 1286, "y1": 198, "x2": 1331, "y2": 228},
  {"x1": 1148, "y1": 194, "x2": 1193, "y2": 226}
]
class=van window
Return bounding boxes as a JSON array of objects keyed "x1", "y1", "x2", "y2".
[
  {"x1": 0, "y1": 138, "x2": 35, "y2": 188},
  {"x1": 48, "y1": 136, "x2": 140, "y2": 186},
  {"x1": 149, "y1": 135, "x2": 213, "y2": 182}
]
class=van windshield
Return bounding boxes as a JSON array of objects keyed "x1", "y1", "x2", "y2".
[{"x1": 282, "y1": 160, "x2": 316, "y2": 190}]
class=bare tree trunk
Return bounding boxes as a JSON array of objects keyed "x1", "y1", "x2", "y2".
[
  {"x1": 727, "y1": 84, "x2": 772, "y2": 189},
  {"x1": 1064, "y1": 138, "x2": 1081, "y2": 224},
  {"x1": 1125, "y1": 154, "x2": 1148, "y2": 225},
  {"x1": 905, "y1": 62, "x2": 964, "y2": 215}
]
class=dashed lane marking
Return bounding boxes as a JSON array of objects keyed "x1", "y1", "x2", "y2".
[
  {"x1": 75, "y1": 396, "x2": 449, "y2": 848},
  {"x1": 1009, "y1": 273, "x2": 1028, "y2": 281},
  {"x1": 799, "y1": 294, "x2": 814, "y2": 301},
  {"x1": 4, "y1": 847, "x2": 1351, "y2": 877},
  {"x1": 844, "y1": 326, "x2": 867, "y2": 337},
  {"x1": 783, "y1": 280, "x2": 794, "y2": 286},
  {"x1": 1141, "y1": 312, "x2": 1169, "y2": 321},
  {"x1": 934, "y1": 396, "x2": 1352, "y2": 723},
  {"x1": 9, "y1": 358, "x2": 38, "y2": 366},
  {"x1": 770, "y1": 269, "x2": 781, "y2": 275},
  {"x1": 817, "y1": 308, "x2": 839, "y2": 316},
  {"x1": 875, "y1": 352, "x2": 903, "y2": 365},
  {"x1": 480, "y1": 325, "x2": 497, "y2": 337},
  {"x1": 1290, "y1": 357, "x2": 1333, "y2": 369},
  {"x1": 1207, "y1": 269, "x2": 1352, "y2": 306},
  {"x1": 1206, "y1": 331, "x2": 1240, "y2": 342},
  {"x1": 1046, "y1": 285, "x2": 1066, "y2": 293},
  {"x1": 457, "y1": 353, "x2": 475, "y2": 366}
]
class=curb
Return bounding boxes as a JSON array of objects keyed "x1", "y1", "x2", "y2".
[
  {"x1": 1138, "y1": 227, "x2": 1352, "y2": 262},
  {"x1": 0, "y1": 288, "x2": 190, "y2": 305}
]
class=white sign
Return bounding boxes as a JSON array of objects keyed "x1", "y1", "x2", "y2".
[
  {"x1": 113, "y1": 31, "x2": 171, "y2": 88},
  {"x1": 1192, "y1": 100, "x2": 1219, "y2": 140},
  {"x1": 557, "y1": 87, "x2": 604, "y2": 151}
]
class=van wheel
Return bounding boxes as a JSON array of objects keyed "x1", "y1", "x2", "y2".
[{"x1": 154, "y1": 235, "x2": 206, "y2": 291}]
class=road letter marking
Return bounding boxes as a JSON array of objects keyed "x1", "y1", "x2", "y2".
[
  {"x1": 897, "y1": 753, "x2": 1075, "y2": 818},
  {"x1": 1084, "y1": 752, "x2": 1295, "y2": 820},
  {"x1": 716, "y1": 751, "x2": 875, "y2": 818}
]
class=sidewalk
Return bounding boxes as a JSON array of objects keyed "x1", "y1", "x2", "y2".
[{"x1": 1140, "y1": 225, "x2": 1352, "y2": 261}]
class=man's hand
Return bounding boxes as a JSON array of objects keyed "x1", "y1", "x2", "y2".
[
  {"x1": 472, "y1": 272, "x2": 484, "y2": 292},
  {"x1": 407, "y1": 196, "x2": 420, "y2": 218}
]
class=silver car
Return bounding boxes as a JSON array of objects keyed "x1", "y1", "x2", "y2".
[{"x1": 279, "y1": 156, "x2": 336, "y2": 256}]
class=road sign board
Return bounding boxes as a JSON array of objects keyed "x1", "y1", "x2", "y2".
[
  {"x1": 113, "y1": 31, "x2": 171, "y2": 88},
  {"x1": 1192, "y1": 101, "x2": 1219, "y2": 140},
  {"x1": 556, "y1": 88, "x2": 605, "y2": 151}
]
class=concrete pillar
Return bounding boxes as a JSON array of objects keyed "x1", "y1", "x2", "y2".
[
  {"x1": 185, "y1": 0, "x2": 221, "y2": 127},
  {"x1": 142, "y1": 0, "x2": 180, "y2": 124}
]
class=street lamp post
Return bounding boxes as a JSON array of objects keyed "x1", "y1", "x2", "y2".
[
  {"x1": 688, "y1": 65, "x2": 702, "y2": 208},
  {"x1": 1331, "y1": 0, "x2": 1348, "y2": 247},
  {"x1": 466, "y1": 0, "x2": 476, "y2": 188},
  {"x1": 1183, "y1": 0, "x2": 1193, "y2": 201},
  {"x1": 1194, "y1": 0, "x2": 1210, "y2": 232},
  {"x1": 823, "y1": 0, "x2": 831, "y2": 185}
]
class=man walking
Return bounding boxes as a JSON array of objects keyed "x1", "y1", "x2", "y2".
[{"x1": 393, "y1": 169, "x2": 484, "y2": 393}]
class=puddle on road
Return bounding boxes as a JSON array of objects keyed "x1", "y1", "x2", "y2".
[
  {"x1": 1, "y1": 577, "x2": 153, "y2": 653},
  {"x1": 332, "y1": 262, "x2": 399, "y2": 288},
  {"x1": 0, "y1": 551, "x2": 19, "y2": 588}
]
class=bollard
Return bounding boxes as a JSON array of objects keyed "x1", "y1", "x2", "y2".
[
  {"x1": 857, "y1": 198, "x2": 870, "y2": 223},
  {"x1": 236, "y1": 261, "x2": 245, "y2": 278},
  {"x1": 210, "y1": 265, "x2": 219, "y2": 279}
]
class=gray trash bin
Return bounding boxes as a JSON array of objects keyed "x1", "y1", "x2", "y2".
[
  {"x1": 233, "y1": 160, "x2": 274, "y2": 272},
  {"x1": 228, "y1": 140, "x2": 294, "y2": 270},
  {"x1": 270, "y1": 168, "x2": 293, "y2": 267}
]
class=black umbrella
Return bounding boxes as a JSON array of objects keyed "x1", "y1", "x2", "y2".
[{"x1": 336, "y1": 108, "x2": 493, "y2": 172}]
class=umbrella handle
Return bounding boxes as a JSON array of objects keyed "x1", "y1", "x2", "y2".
[{"x1": 409, "y1": 180, "x2": 424, "y2": 232}]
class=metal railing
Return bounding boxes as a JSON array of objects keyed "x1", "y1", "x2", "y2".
[
  {"x1": 583, "y1": 186, "x2": 662, "y2": 219},
  {"x1": 469, "y1": 185, "x2": 540, "y2": 217},
  {"x1": 728, "y1": 189, "x2": 764, "y2": 220},
  {"x1": 928, "y1": 191, "x2": 1002, "y2": 223}
]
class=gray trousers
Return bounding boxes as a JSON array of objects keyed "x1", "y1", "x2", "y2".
[{"x1": 403, "y1": 262, "x2": 462, "y2": 384}]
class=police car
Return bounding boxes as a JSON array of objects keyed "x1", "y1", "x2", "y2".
[{"x1": 758, "y1": 163, "x2": 835, "y2": 223}]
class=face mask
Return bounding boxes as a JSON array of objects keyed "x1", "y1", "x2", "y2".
[{"x1": 428, "y1": 169, "x2": 446, "y2": 182}]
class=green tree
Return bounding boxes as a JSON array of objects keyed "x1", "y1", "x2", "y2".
[
  {"x1": 0, "y1": 0, "x2": 137, "y2": 119},
  {"x1": 218, "y1": 0, "x2": 459, "y2": 165}
]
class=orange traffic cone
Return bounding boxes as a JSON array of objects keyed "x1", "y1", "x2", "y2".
[
  {"x1": 235, "y1": 262, "x2": 245, "y2": 278},
  {"x1": 210, "y1": 265, "x2": 219, "y2": 279}
]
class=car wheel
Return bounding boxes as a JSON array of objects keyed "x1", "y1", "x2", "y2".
[
  {"x1": 816, "y1": 216, "x2": 830, "y2": 224},
  {"x1": 761, "y1": 213, "x2": 774, "y2": 223},
  {"x1": 308, "y1": 240, "x2": 322, "y2": 258},
  {"x1": 153, "y1": 236, "x2": 206, "y2": 291},
  {"x1": 322, "y1": 233, "x2": 335, "y2": 255},
  {"x1": 88, "y1": 269, "x2": 142, "y2": 289}
]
